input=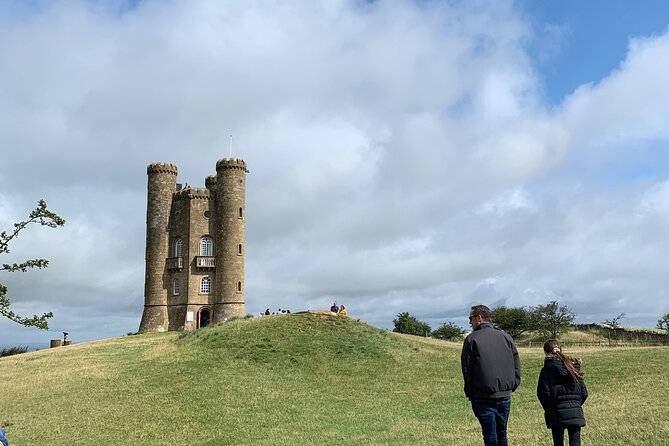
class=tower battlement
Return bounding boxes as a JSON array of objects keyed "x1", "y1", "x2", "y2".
[
  {"x1": 173, "y1": 187, "x2": 211, "y2": 200},
  {"x1": 147, "y1": 162, "x2": 178, "y2": 175},
  {"x1": 216, "y1": 158, "x2": 248, "y2": 172},
  {"x1": 205, "y1": 175, "x2": 217, "y2": 189}
]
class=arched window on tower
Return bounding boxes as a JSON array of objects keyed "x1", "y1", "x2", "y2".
[
  {"x1": 172, "y1": 278, "x2": 180, "y2": 296},
  {"x1": 200, "y1": 237, "x2": 213, "y2": 256},
  {"x1": 238, "y1": 244, "x2": 242, "y2": 255},
  {"x1": 174, "y1": 239, "x2": 183, "y2": 257},
  {"x1": 200, "y1": 276, "x2": 211, "y2": 294},
  {"x1": 239, "y1": 207, "x2": 243, "y2": 219},
  {"x1": 237, "y1": 281, "x2": 242, "y2": 293}
]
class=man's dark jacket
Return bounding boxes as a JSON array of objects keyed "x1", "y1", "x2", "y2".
[
  {"x1": 461, "y1": 323, "x2": 521, "y2": 400},
  {"x1": 536, "y1": 358, "x2": 588, "y2": 428}
]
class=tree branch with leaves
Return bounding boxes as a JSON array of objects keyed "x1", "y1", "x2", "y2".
[
  {"x1": 531, "y1": 300, "x2": 575, "y2": 339},
  {"x1": 491, "y1": 305, "x2": 534, "y2": 338},
  {"x1": 1, "y1": 200, "x2": 65, "y2": 329}
]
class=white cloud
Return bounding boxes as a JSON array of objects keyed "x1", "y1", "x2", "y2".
[
  {"x1": 562, "y1": 29, "x2": 669, "y2": 146},
  {"x1": 640, "y1": 180, "x2": 669, "y2": 214},
  {"x1": 478, "y1": 187, "x2": 536, "y2": 216}
]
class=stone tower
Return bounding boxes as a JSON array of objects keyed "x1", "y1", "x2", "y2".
[{"x1": 139, "y1": 158, "x2": 248, "y2": 333}]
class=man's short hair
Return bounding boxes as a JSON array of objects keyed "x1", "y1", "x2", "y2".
[{"x1": 471, "y1": 305, "x2": 492, "y2": 321}]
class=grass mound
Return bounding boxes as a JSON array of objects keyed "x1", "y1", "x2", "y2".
[{"x1": 176, "y1": 312, "x2": 407, "y2": 367}]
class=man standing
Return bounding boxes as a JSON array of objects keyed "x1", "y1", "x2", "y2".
[{"x1": 461, "y1": 305, "x2": 521, "y2": 446}]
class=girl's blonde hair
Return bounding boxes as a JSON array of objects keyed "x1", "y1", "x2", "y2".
[{"x1": 543, "y1": 339, "x2": 583, "y2": 382}]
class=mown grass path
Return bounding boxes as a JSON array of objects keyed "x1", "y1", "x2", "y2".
[{"x1": 1, "y1": 313, "x2": 667, "y2": 445}]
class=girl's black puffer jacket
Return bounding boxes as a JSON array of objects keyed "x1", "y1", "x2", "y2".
[{"x1": 536, "y1": 358, "x2": 588, "y2": 428}]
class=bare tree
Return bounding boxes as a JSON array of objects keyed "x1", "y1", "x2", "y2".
[{"x1": 603, "y1": 313, "x2": 626, "y2": 328}]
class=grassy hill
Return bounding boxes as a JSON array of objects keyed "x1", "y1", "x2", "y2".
[{"x1": 1, "y1": 312, "x2": 668, "y2": 445}]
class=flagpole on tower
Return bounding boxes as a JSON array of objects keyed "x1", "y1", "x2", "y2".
[{"x1": 229, "y1": 135, "x2": 233, "y2": 158}]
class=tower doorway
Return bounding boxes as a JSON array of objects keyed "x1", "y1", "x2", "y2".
[{"x1": 199, "y1": 308, "x2": 211, "y2": 328}]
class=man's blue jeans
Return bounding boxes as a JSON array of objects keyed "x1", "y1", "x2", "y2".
[
  {"x1": 0, "y1": 427, "x2": 8, "y2": 446},
  {"x1": 471, "y1": 397, "x2": 511, "y2": 446}
]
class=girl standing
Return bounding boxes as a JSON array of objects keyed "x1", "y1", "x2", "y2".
[{"x1": 537, "y1": 339, "x2": 588, "y2": 446}]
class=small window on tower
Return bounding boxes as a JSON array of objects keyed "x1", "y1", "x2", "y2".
[
  {"x1": 175, "y1": 239, "x2": 183, "y2": 257},
  {"x1": 203, "y1": 210, "x2": 211, "y2": 219},
  {"x1": 200, "y1": 277, "x2": 211, "y2": 294},
  {"x1": 238, "y1": 207, "x2": 243, "y2": 219},
  {"x1": 237, "y1": 281, "x2": 242, "y2": 293},
  {"x1": 173, "y1": 278, "x2": 180, "y2": 296},
  {"x1": 238, "y1": 244, "x2": 242, "y2": 255}
]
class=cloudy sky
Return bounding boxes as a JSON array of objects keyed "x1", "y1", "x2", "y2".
[{"x1": 2, "y1": 0, "x2": 669, "y2": 347}]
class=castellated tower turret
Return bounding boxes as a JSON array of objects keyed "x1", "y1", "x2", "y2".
[
  {"x1": 213, "y1": 159, "x2": 248, "y2": 322},
  {"x1": 138, "y1": 158, "x2": 248, "y2": 333},
  {"x1": 139, "y1": 163, "x2": 178, "y2": 333}
]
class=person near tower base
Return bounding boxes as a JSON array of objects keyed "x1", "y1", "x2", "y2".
[{"x1": 461, "y1": 304, "x2": 521, "y2": 446}]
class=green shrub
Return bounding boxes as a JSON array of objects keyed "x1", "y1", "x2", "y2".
[
  {"x1": 531, "y1": 300, "x2": 575, "y2": 338},
  {"x1": 431, "y1": 322, "x2": 465, "y2": 340},
  {"x1": 492, "y1": 306, "x2": 534, "y2": 338},
  {"x1": 0, "y1": 345, "x2": 29, "y2": 357},
  {"x1": 393, "y1": 312, "x2": 431, "y2": 336}
]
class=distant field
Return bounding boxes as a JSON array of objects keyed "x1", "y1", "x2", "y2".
[
  {"x1": 1, "y1": 313, "x2": 668, "y2": 445},
  {"x1": 624, "y1": 326, "x2": 667, "y2": 334},
  {"x1": 515, "y1": 325, "x2": 669, "y2": 348}
]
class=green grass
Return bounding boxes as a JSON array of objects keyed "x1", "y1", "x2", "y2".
[{"x1": 1, "y1": 312, "x2": 668, "y2": 445}]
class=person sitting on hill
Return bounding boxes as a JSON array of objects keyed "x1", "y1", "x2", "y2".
[
  {"x1": 330, "y1": 301, "x2": 339, "y2": 314},
  {"x1": 339, "y1": 305, "x2": 347, "y2": 316}
]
